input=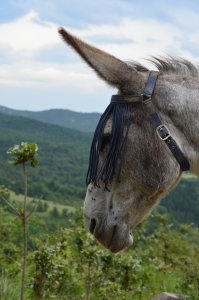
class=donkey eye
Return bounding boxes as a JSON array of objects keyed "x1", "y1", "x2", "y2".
[{"x1": 101, "y1": 134, "x2": 111, "y2": 151}]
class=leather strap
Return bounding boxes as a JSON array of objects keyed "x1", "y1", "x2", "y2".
[
  {"x1": 110, "y1": 71, "x2": 190, "y2": 172},
  {"x1": 143, "y1": 71, "x2": 159, "y2": 96},
  {"x1": 142, "y1": 71, "x2": 190, "y2": 171},
  {"x1": 111, "y1": 95, "x2": 141, "y2": 103}
]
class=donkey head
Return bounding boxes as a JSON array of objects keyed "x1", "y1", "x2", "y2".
[{"x1": 59, "y1": 27, "x2": 190, "y2": 252}]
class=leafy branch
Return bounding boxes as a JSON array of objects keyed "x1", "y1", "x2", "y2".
[{"x1": 7, "y1": 142, "x2": 38, "y2": 300}]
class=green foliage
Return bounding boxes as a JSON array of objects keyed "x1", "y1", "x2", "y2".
[
  {"x1": 0, "y1": 185, "x2": 9, "y2": 196},
  {"x1": 50, "y1": 206, "x2": 60, "y2": 218},
  {"x1": 5, "y1": 142, "x2": 39, "y2": 300},
  {"x1": 0, "y1": 112, "x2": 90, "y2": 205},
  {"x1": 7, "y1": 142, "x2": 38, "y2": 167},
  {"x1": 28, "y1": 212, "x2": 199, "y2": 300},
  {"x1": 162, "y1": 174, "x2": 199, "y2": 226},
  {"x1": 0, "y1": 208, "x2": 22, "y2": 268},
  {"x1": 35, "y1": 200, "x2": 48, "y2": 212},
  {"x1": 0, "y1": 192, "x2": 75, "y2": 246},
  {"x1": 0, "y1": 205, "x2": 199, "y2": 300},
  {"x1": 0, "y1": 271, "x2": 21, "y2": 300}
]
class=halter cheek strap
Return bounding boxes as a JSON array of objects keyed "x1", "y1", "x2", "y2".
[
  {"x1": 111, "y1": 71, "x2": 190, "y2": 172},
  {"x1": 142, "y1": 71, "x2": 190, "y2": 171}
]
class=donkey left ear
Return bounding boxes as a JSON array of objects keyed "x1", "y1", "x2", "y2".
[{"x1": 58, "y1": 27, "x2": 143, "y2": 91}]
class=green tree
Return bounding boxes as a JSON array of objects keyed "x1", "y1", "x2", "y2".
[
  {"x1": 7, "y1": 142, "x2": 38, "y2": 300},
  {"x1": 51, "y1": 206, "x2": 60, "y2": 218}
]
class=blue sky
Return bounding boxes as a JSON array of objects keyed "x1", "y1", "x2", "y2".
[{"x1": 1, "y1": 0, "x2": 199, "y2": 112}]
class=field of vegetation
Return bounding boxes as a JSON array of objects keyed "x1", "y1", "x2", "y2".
[
  {"x1": 0, "y1": 110, "x2": 198, "y2": 299},
  {"x1": 0, "y1": 193, "x2": 199, "y2": 300}
]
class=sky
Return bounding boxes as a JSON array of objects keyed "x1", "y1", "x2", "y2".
[{"x1": 1, "y1": 0, "x2": 199, "y2": 112}]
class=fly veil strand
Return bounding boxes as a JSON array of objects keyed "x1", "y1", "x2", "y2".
[{"x1": 86, "y1": 95, "x2": 134, "y2": 188}]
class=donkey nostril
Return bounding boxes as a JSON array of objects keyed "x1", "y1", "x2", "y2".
[{"x1": 89, "y1": 218, "x2": 97, "y2": 234}]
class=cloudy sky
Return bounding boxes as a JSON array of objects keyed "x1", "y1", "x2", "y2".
[{"x1": 1, "y1": 0, "x2": 199, "y2": 112}]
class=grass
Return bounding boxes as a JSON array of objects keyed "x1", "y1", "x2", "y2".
[
  {"x1": 8, "y1": 191, "x2": 76, "y2": 214},
  {"x1": 0, "y1": 272, "x2": 20, "y2": 300}
]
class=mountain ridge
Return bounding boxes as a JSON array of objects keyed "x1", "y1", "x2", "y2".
[{"x1": 0, "y1": 105, "x2": 101, "y2": 132}]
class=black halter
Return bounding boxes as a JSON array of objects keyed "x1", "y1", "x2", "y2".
[
  {"x1": 86, "y1": 71, "x2": 189, "y2": 188},
  {"x1": 111, "y1": 71, "x2": 190, "y2": 172}
]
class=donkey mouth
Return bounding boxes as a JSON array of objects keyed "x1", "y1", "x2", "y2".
[
  {"x1": 107, "y1": 230, "x2": 133, "y2": 253},
  {"x1": 93, "y1": 223, "x2": 133, "y2": 253},
  {"x1": 84, "y1": 214, "x2": 133, "y2": 252}
]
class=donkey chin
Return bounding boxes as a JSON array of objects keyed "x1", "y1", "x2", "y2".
[{"x1": 98, "y1": 225, "x2": 134, "y2": 253}]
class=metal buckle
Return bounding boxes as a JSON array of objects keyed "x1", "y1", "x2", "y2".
[
  {"x1": 141, "y1": 94, "x2": 152, "y2": 105},
  {"x1": 156, "y1": 125, "x2": 171, "y2": 141}
]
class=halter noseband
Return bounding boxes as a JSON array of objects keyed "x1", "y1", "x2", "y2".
[{"x1": 111, "y1": 71, "x2": 190, "y2": 172}]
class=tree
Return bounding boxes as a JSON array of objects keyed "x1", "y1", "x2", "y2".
[{"x1": 6, "y1": 142, "x2": 38, "y2": 300}]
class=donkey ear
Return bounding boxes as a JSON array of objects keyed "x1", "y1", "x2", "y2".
[{"x1": 58, "y1": 27, "x2": 142, "y2": 90}]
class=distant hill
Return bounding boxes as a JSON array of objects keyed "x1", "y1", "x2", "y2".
[
  {"x1": 0, "y1": 112, "x2": 92, "y2": 206},
  {"x1": 0, "y1": 105, "x2": 101, "y2": 132},
  {"x1": 161, "y1": 173, "x2": 199, "y2": 226}
]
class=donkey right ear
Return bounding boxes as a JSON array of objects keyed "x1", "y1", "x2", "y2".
[{"x1": 58, "y1": 27, "x2": 143, "y2": 91}]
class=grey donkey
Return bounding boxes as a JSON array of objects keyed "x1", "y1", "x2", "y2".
[{"x1": 58, "y1": 27, "x2": 199, "y2": 253}]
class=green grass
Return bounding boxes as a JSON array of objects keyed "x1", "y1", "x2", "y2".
[
  {"x1": 8, "y1": 191, "x2": 76, "y2": 214},
  {"x1": 0, "y1": 272, "x2": 20, "y2": 300}
]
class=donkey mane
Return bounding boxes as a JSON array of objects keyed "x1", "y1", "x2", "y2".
[{"x1": 128, "y1": 57, "x2": 198, "y2": 76}]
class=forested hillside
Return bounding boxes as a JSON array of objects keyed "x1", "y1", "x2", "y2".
[
  {"x1": 162, "y1": 174, "x2": 199, "y2": 226},
  {"x1": 0, "y1": 105, "x2": 100, "y2": 132},
  {"x1": 0, "y1": 112, "x2": 91, "y2": 206}
]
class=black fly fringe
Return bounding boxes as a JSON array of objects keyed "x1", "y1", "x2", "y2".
[{"x1": 86, "y1": 96, "x2": 134, "y2": 188}]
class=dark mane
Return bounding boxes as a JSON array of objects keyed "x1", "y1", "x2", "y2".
[{"x1": 129, "y1": 57, "x2": 198, "y2": 76}]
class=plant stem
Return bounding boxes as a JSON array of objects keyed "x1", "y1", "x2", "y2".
[
  {"x1": 20, "y1": 163, "x2": 28, "y2": 300},
  {"x1": 85, "y1": 259, "x2": 91, "y2": 300}
]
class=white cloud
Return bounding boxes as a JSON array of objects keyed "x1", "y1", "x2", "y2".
[
  {"x1": 0, "y1": 10, "x2": 199, "y2": 91},
  {"x1": 0, "y1": 10, "x2": 58, "y2": 54},
  {"x1": 73, "y1": 18, "x2": 199, "y2": 64},
  {"x1": 0, "y1": 62, "x2": 104, "y2": 89}
]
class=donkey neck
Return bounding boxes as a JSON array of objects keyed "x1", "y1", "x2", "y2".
[{"x1": 155, "y1": 81, "x2": 199, "y2": 176}]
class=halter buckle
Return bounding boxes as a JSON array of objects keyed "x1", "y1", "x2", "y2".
[
  {"x1": 141, "y1": 93, "x2": 152, "y2": 105},
  {"x1": 156, "y1": 125, "x2": 171, "y2": 141}
]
